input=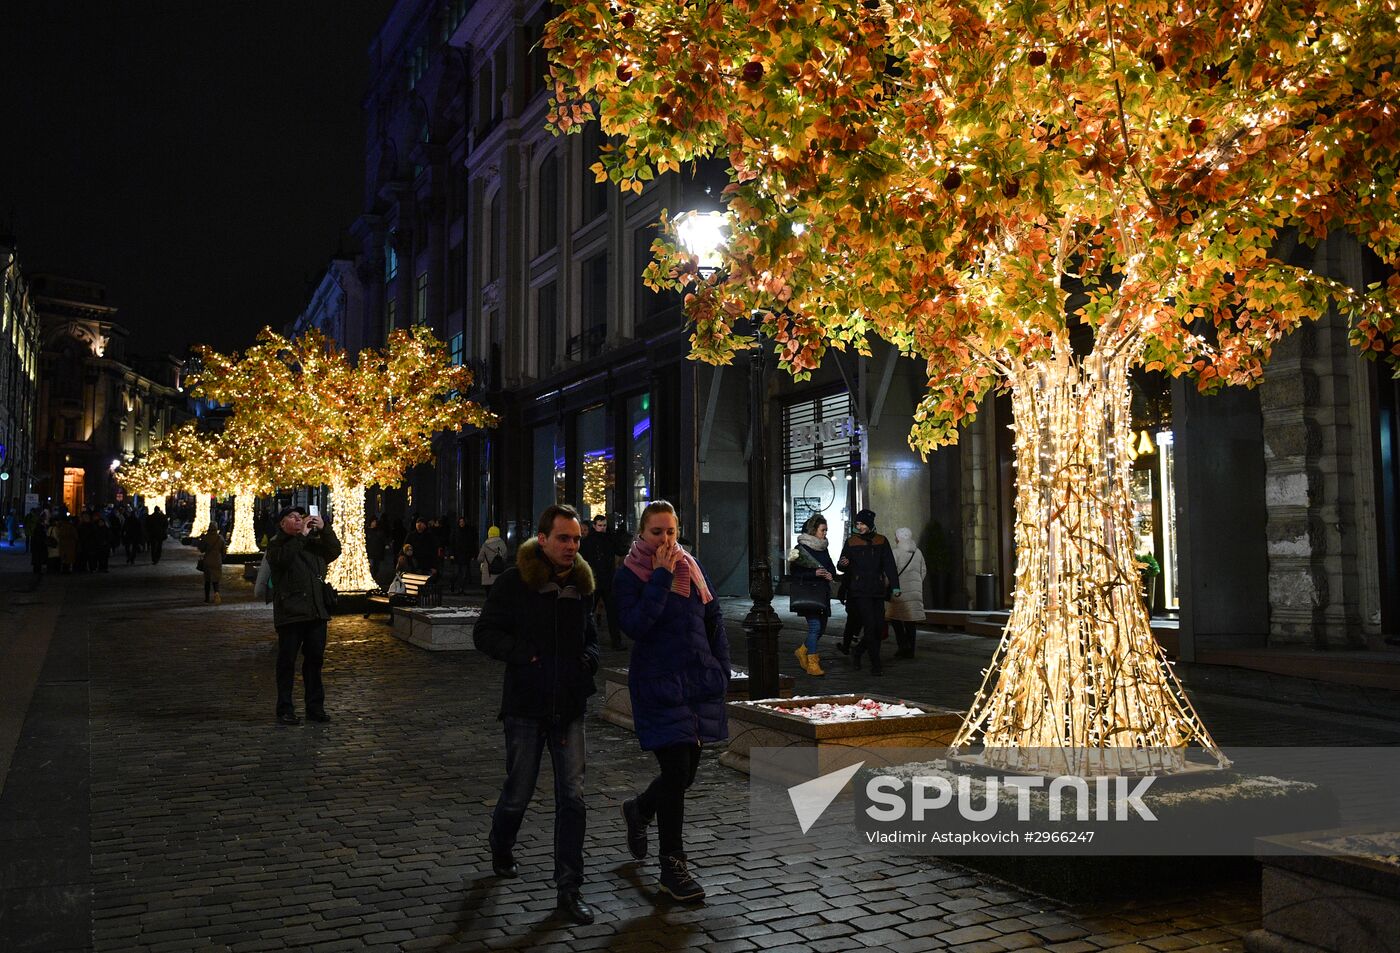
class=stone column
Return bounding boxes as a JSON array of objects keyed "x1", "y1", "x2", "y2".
[{"x1": 1259, "y1": 232, "x2": 1381, "y2": 647}]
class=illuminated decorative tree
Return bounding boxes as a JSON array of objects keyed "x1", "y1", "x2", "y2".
[
  {"x1": 212, "y1": 422, "x2": 277, "y2": 555},
  {"x1": 193, "y1": 326, "x2": 497, "y2": 592},
  {"x1": 548, "y1": 0, "x2": 1400, "y2": 770}
]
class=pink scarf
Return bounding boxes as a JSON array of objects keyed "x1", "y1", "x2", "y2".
[{"x1": 624, "y1": 536, "x2": 714, "y2": 604}]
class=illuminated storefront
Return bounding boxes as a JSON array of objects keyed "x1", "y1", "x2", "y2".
[{"x1": 782, "y1": 390, "x2": 859, "y2": 552}]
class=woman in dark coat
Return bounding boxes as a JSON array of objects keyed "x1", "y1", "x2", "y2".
[
  {"x1": 787, "y1": 514, "x2": 836, "y2": 676},
  {"x1": 199, "y1": 525, "x2": 227, "y2": 604},
  {"x1": 30, "y1": 515, "x2": 49, "y2": 575},
  {"x1": 614, "y1": 500, "x2": 729, "y2": 903}
]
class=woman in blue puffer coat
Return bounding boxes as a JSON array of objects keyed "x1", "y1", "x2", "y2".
[{"x1": 614, "y1": 500, "x2": 729, "y2": 903}]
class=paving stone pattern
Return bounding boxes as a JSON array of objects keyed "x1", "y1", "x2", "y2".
[{"x1": 7, "y1": 551, "x2": 1400, "y2": 952}]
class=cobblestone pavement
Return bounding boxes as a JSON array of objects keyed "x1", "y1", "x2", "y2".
[{"x1": 4, "y1": 548, "x2": 1400, "y2": 952}]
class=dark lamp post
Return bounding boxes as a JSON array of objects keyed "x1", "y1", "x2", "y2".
[{"x1": 676, "y1": 210, "x2": 782, "y2": 700}]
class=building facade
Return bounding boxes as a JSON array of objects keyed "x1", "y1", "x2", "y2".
[
  {"x1": 32, "y1": 275, "x2": 188, "y2": 512},
  {"x1": 350, "y1": 1, "x2": 1397, "y2": 632},
  {"x1": 1, "y1": 242, "x2": 41, "y2": 516},
  {"x1": 290, "y1": 257, "x2": 371, "y2": 357}
]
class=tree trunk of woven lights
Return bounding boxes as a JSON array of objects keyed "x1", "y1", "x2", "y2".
[
  {"x1": 227, "y1": 492, "x2": 260, "y2": 555},
  {"x1": 189, "y1": 492, "x2": 211, "y2": 538},
  {"x1": 951, "y1": 350, "x2": 1227, "y2": 777},
  {"x1": 325, "y1": 479, "x2": 378, "y2": 593}
]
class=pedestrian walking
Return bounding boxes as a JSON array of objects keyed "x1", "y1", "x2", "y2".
[
  {"x1": 580, "y1": 512, "x2": 622, "y2": 648},
  {"x1": 405, "y1": 517, "x2": 439, "y2": 578},
  {"x1": 77, "y1": 511, "x2": 98, "y2": 572},
  {"x1": 122, "y1": 509, "x2": 144, "y2": 564},
  {"x1": 146, "y1": 507, "x2": 169, "y2": 564},
  {"x1": 198, "y1": 524, "x2": 227, "y2": 604},
  {"x1": 835, "y1": 509, "x2": 900, "y2": 676},
  {"x1": 29, "y1": 514, "x2": 49, "y2": 575},
  {"x1": 885, "y1": 527, "x2": 927, "y2": 659},
  {"x1": 614, "y1": 500, "x2": 729, "y2": 903},
  {"x1": 91, "y1": 512, "x2": 111, "y2": 572},
  {"x1": 477, "y1": 526, "x2": 508, "y2": 593},
  {"x1": 787, "y1": 514, "x2": 836, "y2": 676},
  {"x1": 53, "y1": 516, "x2": 78, "y2": 573},
  {"x1": 266, "y1": 505, "x2": 342, "y2": 726},
  {"x1": 473, "y1": 504, "x2": 599, "y2": 926},
  {"x1": 449, "y1": 516, "x2": 476, "y2": 593},
  {"x1": 366, "y1": 517, "x2": 388, "y2": 581}
]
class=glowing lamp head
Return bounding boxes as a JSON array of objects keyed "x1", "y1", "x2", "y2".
[
  {"x1": 159, "y1": 470, "x2": 170, "y2": 480},
  {"x1": 674, "y1": 209, "x2": 729, "y2": 275}
]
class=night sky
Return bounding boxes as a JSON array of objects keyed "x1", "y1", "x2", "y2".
[{"x1": 3, "y1": 1, "x2": 396, "y2": 356}]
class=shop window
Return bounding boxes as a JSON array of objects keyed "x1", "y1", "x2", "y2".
[
  {"x1": 576, "y1": 404, "x2": 613, "y2": 522},
  {"x1": 782, "y1": 392, "x2": 859, "y2": 555},
  {"x1": 533, "y1": 421, "x2": 564, "y2": 517},
  {"x1": 625, "y1": 392, "x2": 652, "y2": 529}
]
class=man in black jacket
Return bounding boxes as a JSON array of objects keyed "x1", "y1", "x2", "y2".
[
  {"x1": 266, "y1": 505, "x2": 342, "y2": 726},
  {"x1": 145, "y1": 507, "x2": 169, "y2": 564},
  {"x1": 836, "y1": 508, "x2": 901, "y2": 676},
  {"x1": 578, "y1": 512, "x2": 622, "y2": 648},
  {"x1": 474, "y1": 503, "x2": 600, "y2": 926}
]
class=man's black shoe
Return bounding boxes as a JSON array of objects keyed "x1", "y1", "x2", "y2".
[
  {"x1": 491, "y1": 851, "x2": 518, "y2": 878},
  {"x1": 276, "y1": 712, "x2": 301, "y2": 726},
  {"x1": 306, "y1": 710, "x2": 332, "y2": 723},
  {"x1": 557, "y1": 891, "x2": 595, "y2": 925},
  {"x1": 622, "y1": 798, "x2": 649, "y2": 859},
  {"x1": 659, "y1": 853, "x2": 705, "y2": 902}
]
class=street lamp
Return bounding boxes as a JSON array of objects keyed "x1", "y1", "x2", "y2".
[{"x1": 675, "y1": 209, "x2": 783, "y2": 701}]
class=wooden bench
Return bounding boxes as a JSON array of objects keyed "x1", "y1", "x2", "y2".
[{"x1": 365, "y1": 572, "x2": 439, "y2": 617}]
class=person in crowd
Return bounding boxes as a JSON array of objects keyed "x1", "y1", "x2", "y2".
[
  {"x1": 614, "y1": 500, "x2": 729, "y2": 903},
  {"x1": 266, "y1": 505, "x2": 341, "y2": 726},
  {"x1": 473, "y1": 504, "x2": 599, "y2": 926},
  {"x1": 91, "y1": 510, "x2": 111, "y2": 572},
  {"x1": 199, "y1": 523, "x2": 228, "y2": 604},
  {"x1": 449, "y1": 516, "x2": 477, "y2": 593},
  {"x1": 146, "y1": 507, "x2": 170, "y2": 564},
  {"x1": 122, "y1": 508, "x2": 145, "y2": 564},
  {"x1": 788, "y1": 514, "x2": 837, "y2": 676},
  {"x1": 836, "y1": 509, "x2": 900, "y2": 676},
  {"x1": 24, "y1": 508, "x2": 41, "y2": 553},
  {"x1": 393, "y1": 543, "x2": 414, "y2": 577},
  {"x1": 366, "y1": 517, "x2": 388, "y2": 581},
  {"x1": 29, "y1": 511, "x2": 49, "y2": 575},
  {"x1": 580, "y1": 512, "x2": 623, "y2": 649},
  {"x1": 76, "y1": 511, "x2": 96, "y2": 571},
  {"x1": 404, "y1": 517, "x2": 440, "y2": 578},
  {"x1": 477, "y1": 526, "x2": 508, "y2": 594},
  {"x1": 885, "y1": 527, "x2": 927, "y2": 659},
  {"x1": 53, "y1": 516, "x2": 79, "y2": 573},
  {"x1": 107, "y1": 508, "x2": 122, "y2": 557}
]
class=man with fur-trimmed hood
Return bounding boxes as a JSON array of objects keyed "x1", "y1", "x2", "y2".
[{"x1": 473, "y1": 503, "x2": 600, "y2": 925}]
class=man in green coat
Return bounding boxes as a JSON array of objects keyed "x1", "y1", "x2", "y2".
[{"x1": 266, "y1": 505, "x2": 342, "y2": 725}]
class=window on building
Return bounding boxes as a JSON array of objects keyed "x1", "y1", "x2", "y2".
[
  {"x1": 449, "y1": 332, "x2": 464, "y2": 366},
  {"x1": 533, "y1": 422, "x2": 563, "y2": 518},
  {"x1": 635, "y1": 223, "x2": 683, "y2": 324},
  {"x1": 493, "y1": 45, "x2": 509, "y2": 121},
  {"x1": 385, "y1": 235, "x2": 399, "y2": 281},
  {"x1": 386, "y1": 298, "x2": 398, "y2": 336},
  {"x1": 537, "y1": 153, "x2": 559, "y2": 254},
  {"x1": 582, "y1": 253, "x2": 608, "y2": 355},
  {"x1": 416, "y1": 272, "x2": 429, "y2": 325},
  {"x1": 538, "y1": 281, "x2": 558, "y2": 376},
  {"x1": 581, "y1": 125, "x2": 610, "y2": 222}
]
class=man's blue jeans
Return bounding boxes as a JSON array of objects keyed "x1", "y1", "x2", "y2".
[{"x1": 489, "y1": 716, "x2": 587, "y2": 893}]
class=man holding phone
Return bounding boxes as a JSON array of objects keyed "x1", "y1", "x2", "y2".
[{"x1": 266, "y1": 505, "x2": 342, "y2": 725}]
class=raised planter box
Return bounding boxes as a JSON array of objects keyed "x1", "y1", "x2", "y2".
[
  {"x1": 391, "y1": 605, "x2": 481, "y2": 652},
  {"x1": 1246, "y1": 827, "x2": 1400, "y2": 953},
  {"x1": 720, "y1": 693, "x2": 963, "y2": 777},
  {"x1": 600, "y1": 666, "x2": 795, "y2": 732}
]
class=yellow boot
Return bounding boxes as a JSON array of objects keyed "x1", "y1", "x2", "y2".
[
  {"x1": 794, "y1": 645, "x2": 809, "y2": 671},
  {"x1": 806, "y1": 653, "x2": 825, "y2": 676}
]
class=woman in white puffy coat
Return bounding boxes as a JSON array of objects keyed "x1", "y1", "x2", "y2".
[{"x1": 884, "y1": 527, "x2": 927, "y2": 659}]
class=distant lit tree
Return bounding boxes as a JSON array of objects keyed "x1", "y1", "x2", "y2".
[{"x1": 194, "y1": 327, "x2": 497, "y2": 592}]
